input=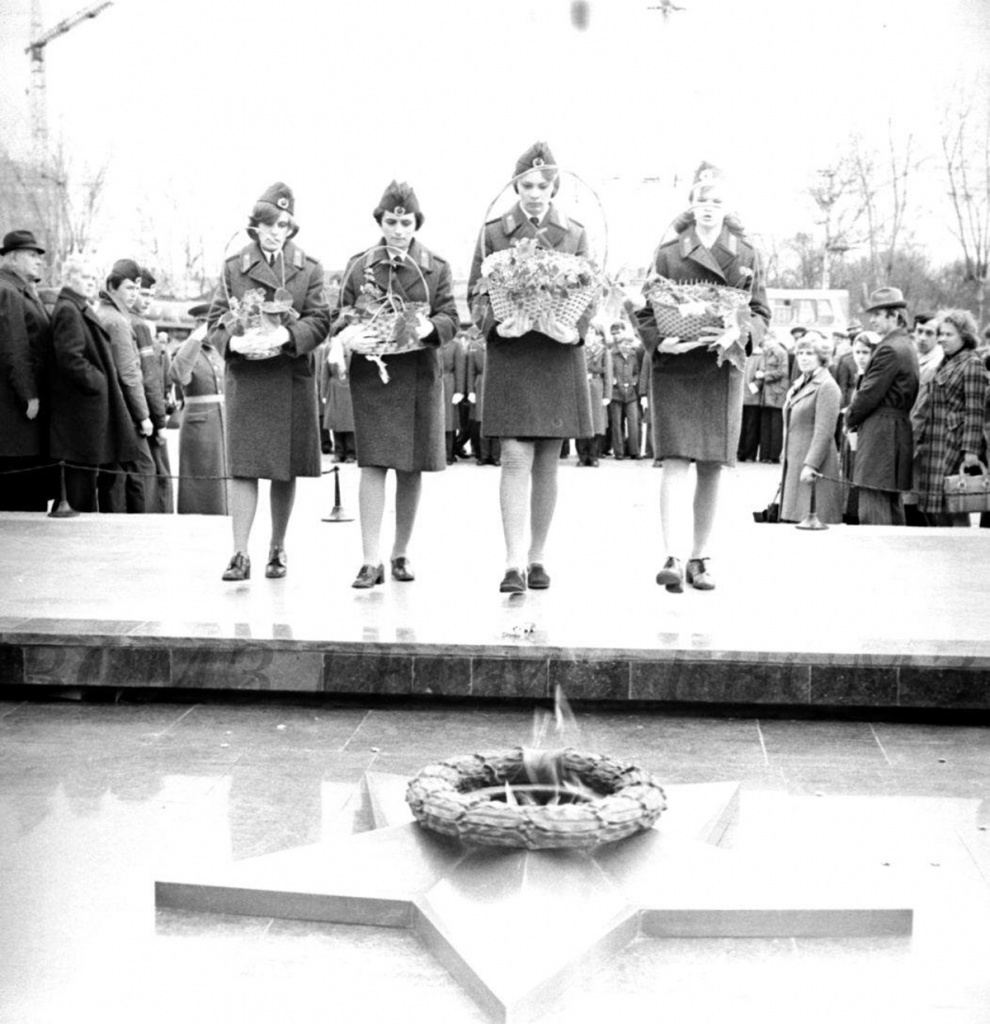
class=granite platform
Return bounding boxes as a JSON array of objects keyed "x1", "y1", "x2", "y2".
[{"x1": 1, "y1": 454, "x2": 988, "y2": 713}]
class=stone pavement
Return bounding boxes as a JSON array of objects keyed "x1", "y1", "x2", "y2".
[
  {"x1": 1, "y1": 453, "x2": 989, "y2": 711},
  {"x1": 1, "y1": 699, "x2": 988, "y2": 1023}
]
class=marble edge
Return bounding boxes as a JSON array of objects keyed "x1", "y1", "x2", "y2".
[{"x1": 1, "y1": 622, "x2": 989, "y2": 671}]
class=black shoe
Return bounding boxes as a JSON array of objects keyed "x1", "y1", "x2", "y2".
[
  {"x1": 265, "y1": 547, "x2": 287, "y2": 579},
  {"x1": 390, "y1": 556, "x2": 415, "y2": 582},
  {"x1": 686, "y1": 557, "x2": 715, "y2": 591},
  {"x1": 499, "y1": 568, "x2": 526, "y2": 594},
  {"x1": 222, "y1": 552, "x2": 250, "y2": 581},
  {"x1": 590, "y1": 459, "x2": 600, "y2": 467},
  {"x1": 527, "y1": 563, "x2": 550, "y2": 589},
  {"x1": 655, "y1": 556, "x2": 683, "y2": 593},
  {"x1": 352, "y1": 563, "x2": 384, "y2": 589}
]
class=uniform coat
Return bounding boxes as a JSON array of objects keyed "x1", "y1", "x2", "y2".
[
  {"x1": 468, "y1": 203, "x2": 594, "y2": 440},
  {"x1": 169, "y1": 330, "x2": 229, "y2": 515},
  {"x1": 336, "y1": 239, "x2": 457, "y2": 472},
  {"x1": 914, "y1": 348, "x2": 989, "y2": 514},
  {"x1": 465, "y1": 336, "x2": 488, "y2": 423},
  {"x1": 845, "y1": 328, "x2": 919, "y2": 492},
  {"x1": 49, "y1": 288, "x2": 143, "y2": 468},
  {"x1": 779, "y1": 367, "x2": 843, "y2": 523},
  {"x1": 208, "y1": 239, "x2": 329, "y2": 481},
  {"x1": 635, "y1": 225, "x2": 770, "y2": 465},
  {"x1": 319, "y1": 348, "x2": 355, "y2": 433},
  {"x1": 585, "y1": 341, "x2": 612, "y2": 435},
  {"x1": 440, "y1": 333, "x2": 467, "y2": 432}
]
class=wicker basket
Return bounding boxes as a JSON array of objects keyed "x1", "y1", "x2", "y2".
[
  {"x1": 357, "y1": 300, "x2": 431, "y2": 357},
  {"x1": 406, "y1": 747, "x2": 666, "y2": 850},
  {"x1": 482, "y1": 250, "x2": 598, "y2": 336},
  {"x1": 646, "y1": 277, "x2": 750, "y2": 342}
]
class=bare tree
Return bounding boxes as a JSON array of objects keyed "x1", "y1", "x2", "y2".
[
  {"x1": 0, "y1": 141, "x2": 108, "y2": 283},
  {"x1": 940, "y1": 85, "x2": 990, "y2": 288}
]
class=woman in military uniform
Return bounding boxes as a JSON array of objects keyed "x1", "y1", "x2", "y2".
[
  {"x1": 467, "y1": 142, "x2": 594, "y2": 593},
  {"x1": 207, "y1": 182, "x2": 330, "y2": 581},
  {"x1": 635, "y1": 163, "x2": 770, "y2": 592},
  {"x1": 169, "y1": 303, "x2": 229, "y2": 515},
  {"x1": 335, "y1": 182, "x2": 458, "y2": 588}
]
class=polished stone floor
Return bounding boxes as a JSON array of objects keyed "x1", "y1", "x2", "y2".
[
  {"x1": 2, "y1": 454, "x2": 989, "y2": 664},
  {"x1": 1, "y1": 698, "x2": 988, "y2": 1023}
]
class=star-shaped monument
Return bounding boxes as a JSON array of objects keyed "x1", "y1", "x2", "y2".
[{"x1": 157, "y1": 774, "x2": 912, "y2": 1023}]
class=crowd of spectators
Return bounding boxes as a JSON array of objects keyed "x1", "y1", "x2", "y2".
[{"x1": 3, "y1": 223, "x2": 990, "y2": 531}]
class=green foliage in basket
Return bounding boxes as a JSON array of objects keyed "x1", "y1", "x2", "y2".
[{"x1": 478, "y1": 238, "x2": 596, "y2": 304}]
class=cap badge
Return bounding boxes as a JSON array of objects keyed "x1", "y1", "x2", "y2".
[
  {"x1": 532, "y1": 157, "x2": 545, "y2": 167},
  {"x1": 393, "y1": 205, "x2": 406, "y2": 216},
  {"x1": 277, "y1": 197, "x2": 289, "y2": 209}
]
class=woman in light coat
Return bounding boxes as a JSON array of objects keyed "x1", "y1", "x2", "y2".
[{"x1": 779, "y1": 332, "x2": 843, "y2": 524}]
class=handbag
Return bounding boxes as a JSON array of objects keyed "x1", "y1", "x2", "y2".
[
  {"x1": 753, "y1": 482, "x2": 781, "y2": 523},
  {"x1": 944, "y1": 467, "x2": 990, "y2": 513}
]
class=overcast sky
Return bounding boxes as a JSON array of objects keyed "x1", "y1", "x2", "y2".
[{"x1": 4, "y1": 0, "x2": 990, "y2": 281}]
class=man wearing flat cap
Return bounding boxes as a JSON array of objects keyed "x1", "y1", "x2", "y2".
[
  {"x1": 0, "y1": 230, "x2": 52, "y2": 510},
  {"x1": 845, "y1": 286, "x2": 920, "y2": 525}
]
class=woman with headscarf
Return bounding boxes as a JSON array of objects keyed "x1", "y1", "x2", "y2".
[
  {"x1": 635, "y1": 163, "x2": 770, "y2": 591},
  {"x1": 207, "y1": 182, "x2": 330, "y2": 581},
  {"x1": 334, "y1": 182, "x2": 458, "y2": 588},
  {"x1": 467, "y1": 142, "x2": 594, "y2": 593}
]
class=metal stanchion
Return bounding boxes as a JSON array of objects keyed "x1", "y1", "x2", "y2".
[
  {"x1": 322, "y1": 464, "x2": 354, "y2": 522},
  {"x1": 796, "y1": 476, "x2": 827, "y2": 531},
  {"x1": 48, "y1": 462, "x2": 79, "y2": 519}
]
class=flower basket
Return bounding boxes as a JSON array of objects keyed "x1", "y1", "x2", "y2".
[
  {"x1": 222, "y1": 286, "x2": 298, "y2": 360},
  {"x1": 646, "y1": 276, "x2": 751, "y2": 341},
  {"x1": 481, "y1": 241, "x2": 599, "y2": 343},
  {"x1": 337, "y1": 247, "x2": 435, "y2": 381},
  {"x1": 405, "y1": 747, "x2": 666, "y2": 850}
]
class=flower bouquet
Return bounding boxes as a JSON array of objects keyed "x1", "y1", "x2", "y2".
[
  {"x1": 645, "y1": 274, "x2": 753, "y2": 372},
  {"x1": 477, "y1": 238, "x2": 599, "y2": 344},
  {"x1": 336, "y1": 260, "x2": 431, "y2": 382},
  {"x1": 223, "y1": 287, "x2": 297, "y2": 360}
]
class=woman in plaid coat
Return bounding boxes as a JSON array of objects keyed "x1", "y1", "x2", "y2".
[{"x1": 914, "y1": 309, "x2": 989, "y2": 525}]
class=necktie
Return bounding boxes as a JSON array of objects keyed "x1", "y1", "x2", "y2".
[{"x1": 530, "y1": 217, "x2": 540, "y2": 227}]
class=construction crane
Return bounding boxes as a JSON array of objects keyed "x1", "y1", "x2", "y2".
[{"x1": 24, "y1": 0, "x2": 114, "y2": 162}]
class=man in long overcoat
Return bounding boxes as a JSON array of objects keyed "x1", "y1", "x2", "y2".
[
  {"x1": 97, "y1": 259, "x2": 155, "y2": 512},
  {"x1": 0, "y1": 230, "x2": 51, "y2": 510},
  {"x1": 207, "y1": 181, "x2": 330, "y2": 581},
  {"x1": 49, "y1": 256, "x2": 144, "y2": 512},
  {"x1": 845, "y1": 286, "x2": 920, "y2": 525}
]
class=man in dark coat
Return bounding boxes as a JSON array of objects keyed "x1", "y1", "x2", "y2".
[
  {"x1": 845, "y1": 286, "x2": 920, "y2": 525},
  {"x1": 0, "y1": 230, "x2": 51, "y2": 510},
  {"x1": 208, "y1": 181, "x2": 330, "y2": 581},
  {"x1": 49, "y1": 255, "x2": 144, "y2": 512}
]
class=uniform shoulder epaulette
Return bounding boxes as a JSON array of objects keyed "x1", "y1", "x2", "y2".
[{"x1": 291, "y1": 246, "x2": 306, "y2": 269}]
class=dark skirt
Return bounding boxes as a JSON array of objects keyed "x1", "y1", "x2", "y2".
[
  {"x1": 481, "y1": 331, "x2": 593, "y2": 439},
  {"x1": 652, "y1": 359, "x2": 744, "y2": 465},
  {"x1": 350, "y1": 346, "x2": 445, "y2": 472}
]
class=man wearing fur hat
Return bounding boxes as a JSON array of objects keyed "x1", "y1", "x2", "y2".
[
  {"x1": 468, "y1": 142, "x2": 594, "y2": 593},
  {"x1": 97, "y1": 258, "x2": 156, "y2": 513},
  {"x1": 0, "y1": 230, "x2": 52, "y2": 510},
  {"x1": 207, "y1": 181, "x2": 330, "y2": 582},
  {"x1": 845, "y1": 286, "x2": 919, "y2": 525}
]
